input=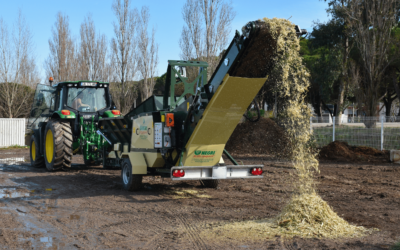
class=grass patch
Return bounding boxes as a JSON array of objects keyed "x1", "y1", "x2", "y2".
[
  {"x1": 165, "y1": 189, "x2": 212, "y2": 199},
  {"x1": 0, "y1": 145, "x2": 29, "y2": 150},
  {"x1": 391, "y1": 241, "x2": 400, "y2": 250}
]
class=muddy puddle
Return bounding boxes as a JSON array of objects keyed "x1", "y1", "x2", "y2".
[
  {"x1": 0, "y1": 187, "x2": 30, "y2": 199},
  {"x1": 0, "y1": 187, "x2": 72, "y2": 249},
  {"x1": 0, "y1": 157, "x2": 67, "y2": 249},
  {"x1": 0, "y1": 157, "x2": 26, "y2": 164},
  {"x1": 0, "y1": 157, "x2": 35, "y2": 175}
]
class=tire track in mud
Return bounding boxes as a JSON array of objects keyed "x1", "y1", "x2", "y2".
[
  {"x1": 122, "y1": 207, "x2": 209, "y2": 250},
  {"x1": 84, "y1": 206, "x2": 173, "y2": 249},
  {"x1": 178, "y1": 215, "x2": 208, "y2": 250},
  {"x1": 164, "y1": 208, "x2": 208, "y2": 250},
  {"x1": 137, "y1": 212, "x2": 177, "y2": 249}
]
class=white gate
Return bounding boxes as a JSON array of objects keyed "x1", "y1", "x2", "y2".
[{"x1": 0, "y1": 119, "x2": 26, "y2": 147}]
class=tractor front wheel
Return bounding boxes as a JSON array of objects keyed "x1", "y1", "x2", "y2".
[
  {"x1": 30, "y1": 135, "x2": 45, "y2": 168},
  {"x1": 121, "y1": 159, "x2": 142, "y2": 191},
  {"x1": 44, "y1": 120, "x2": 73, "y2": 171}
]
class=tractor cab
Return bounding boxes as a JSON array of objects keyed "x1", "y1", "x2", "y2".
[
  {"x1": 56, "y1": 81, "x2": 112, "y2": 118},
  {"x1": 28, "y1": 80, "x2": 115, "y2": 130}
]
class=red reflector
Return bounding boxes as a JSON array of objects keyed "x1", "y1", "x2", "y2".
[
  {"x1": 61, "y1": 110, "x2": 70, "y2": 115},
  {"x1": 172, "y1": 169, "x2": 185, "y2": 178},
  {"x1": 251, "y1": 167, "x2": 263, "y2": 176},
  {"x1": 111, "y1": 110, "x2": 120, "y2": 115}
]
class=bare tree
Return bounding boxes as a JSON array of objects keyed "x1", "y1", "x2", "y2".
[
  {"x1": 0, "y1": 10, "x2": 38, "y2": 118},
  {"x1": 110, "y1": 0, "x2": 139, "y2": 113},
  {"x1": 345, "y1": 0, "x2": 400, "y2": 117},
  {"x1": 137, "y1": 6, "x2": 159, "y2": 101},
  {"x1": 45, "y1": 12, "x2": 77, "y2": 82},
  {"x1": 180, "y1": 0, "x2": 235, "y2": 78},
  {"x1": 78, "y1": 14, "x2": 109, "y2": 81}
]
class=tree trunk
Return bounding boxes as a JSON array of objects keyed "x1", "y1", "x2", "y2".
[
  {"x1": 336, "y1": 31, "x2": 349, "y2": 126},
  {"x1": 336, "y1": 79, "x2": 346, "y2": 125},
  {"x1": 392, "y1": 69, "x2": 400, "y2": 116},
  {"x1": 383, "y1": 96, "x2": 392, "y2": 118},
  {"x1": 321, "y1": 99, "x2": 334, "y2": 119}
]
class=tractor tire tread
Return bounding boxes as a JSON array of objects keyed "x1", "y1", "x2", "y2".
[
  {"x1": 33, "y1": 158, "x2": 45, "y2": 168},
  {"x1": 30, "y1": 135, "x2": 45, "y2": 168},
  {"x1": 45, "y1": 120, "x2": 73, "y2": 171}
]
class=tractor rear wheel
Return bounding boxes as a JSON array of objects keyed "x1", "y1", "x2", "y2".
[
  {"x1": 44, "y1": 120, "x2": 73, "y2": 171},
  {"x1": 121, "y1": 159, "x2": 142, "y2": 191},
  {"x1": 30, "y1": 135, "x2": 45, "y2": 168},
  {"x1": 200, "y1": 180, "x2": 220, "y2": 189}
]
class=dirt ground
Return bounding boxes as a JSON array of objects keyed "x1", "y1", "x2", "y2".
[{"x1": 1, "y1": 148, "x2": 400, "y2": 249}]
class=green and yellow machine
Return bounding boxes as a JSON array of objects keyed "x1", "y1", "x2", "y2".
[
  {"x1": 96, "y1": 21, "x2": 308, "y2": 190},
  {"x1": 28, "y1": 20, "x2": 306, "y2": 191}
]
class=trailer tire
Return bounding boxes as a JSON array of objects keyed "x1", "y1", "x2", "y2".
[
  {"x1": 200, "y1": 180, "x2": 220, "y2": 189},
  {"x1": 44, "y1": 120, "x2": 73, "y2": 171},
  {"x1": 30, "y1": 135, "x2": 45, "y2": 168},
  {"x1": 121, "y1": 159, "x2": 142, "y2": 191}
]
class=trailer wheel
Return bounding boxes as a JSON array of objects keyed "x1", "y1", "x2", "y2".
[
  {"x1": 121, "y1": 159, "x2": 142, "y2": 191},
  {"x1": 200, "y1": 180, "x2": 220, "y2": 189},
  {"x1": 30, "y1": 135, "x2": 45, "y2": 168},
  {"x1": 44, "y1": 120, "x2": 73, "y2": 171}
]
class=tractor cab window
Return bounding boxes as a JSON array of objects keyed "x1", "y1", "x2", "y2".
[
  {"x1": 27, "y1": 84, "x2": 56, "y2": 129},
  {"x1": 67, "y1": 87, "x2": 107, "y2": 112}
]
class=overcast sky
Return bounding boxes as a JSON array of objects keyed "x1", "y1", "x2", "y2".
[{"x1": 0, "y1": 0, "x2": 331, "y2": 82}]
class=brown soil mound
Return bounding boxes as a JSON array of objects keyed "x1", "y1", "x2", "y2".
[
  {"x1": 226, "y1": 118, "x2": 290, "y2": 157},
  {"x1": 319, "y1": 141, "x2": 389, "y2": 163}
]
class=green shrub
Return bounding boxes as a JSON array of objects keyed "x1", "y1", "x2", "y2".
[{"x1": 391, "y1": 241, "x2": 400, "y2": 250}]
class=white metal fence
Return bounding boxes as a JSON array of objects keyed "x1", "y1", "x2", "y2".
[
  {"x1": 0, "y1": 119, "x2": 26, "y2": 147},
  {"x1": 311, "y1": 116, "x2": 400, "y2": 150}
]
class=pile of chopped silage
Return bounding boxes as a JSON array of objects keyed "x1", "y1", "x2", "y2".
[
  {"x1": 275, "y1": 192, "x2": 375, "y2": 238},
  {"x1": 201, "y1": 193, "x2": 374, "y2": 242},
  {"x1": 200, "y1": 17, "x2": 374, "y2": 242}
]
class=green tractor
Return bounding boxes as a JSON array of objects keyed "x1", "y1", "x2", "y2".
[{"x1": 28, "y1": 78, "x2": 121, "y2": 171}]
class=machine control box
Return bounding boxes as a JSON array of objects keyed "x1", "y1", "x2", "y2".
[
  {"x1": 154, "y1": 123, "x2": 162, "y2": 148},
  {"x1": 154, "y1": 122, "x2": 172, "y2": 149},
  {"x1": 163, "y1": 126, "x2": 172, "y2": 148}
]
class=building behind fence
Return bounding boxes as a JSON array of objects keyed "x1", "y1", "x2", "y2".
[
  {"x1": 0, "y1": 119, "x2": 26, "y2": 147},
  {"x1": 311, "y1": 116, "x2": 400, "y2": 150}
]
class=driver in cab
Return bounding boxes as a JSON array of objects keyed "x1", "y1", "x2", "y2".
[{"x1": 71, "y1": 90, "x2": 92, "y2": 111}]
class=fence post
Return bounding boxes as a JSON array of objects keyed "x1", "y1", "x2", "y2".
[
  {"x1": 333, "y1": 116, "x2": 335, "y2": 142},
  {"x1": 381, "y1": 117, "x2": 384, "y2": 151}
]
